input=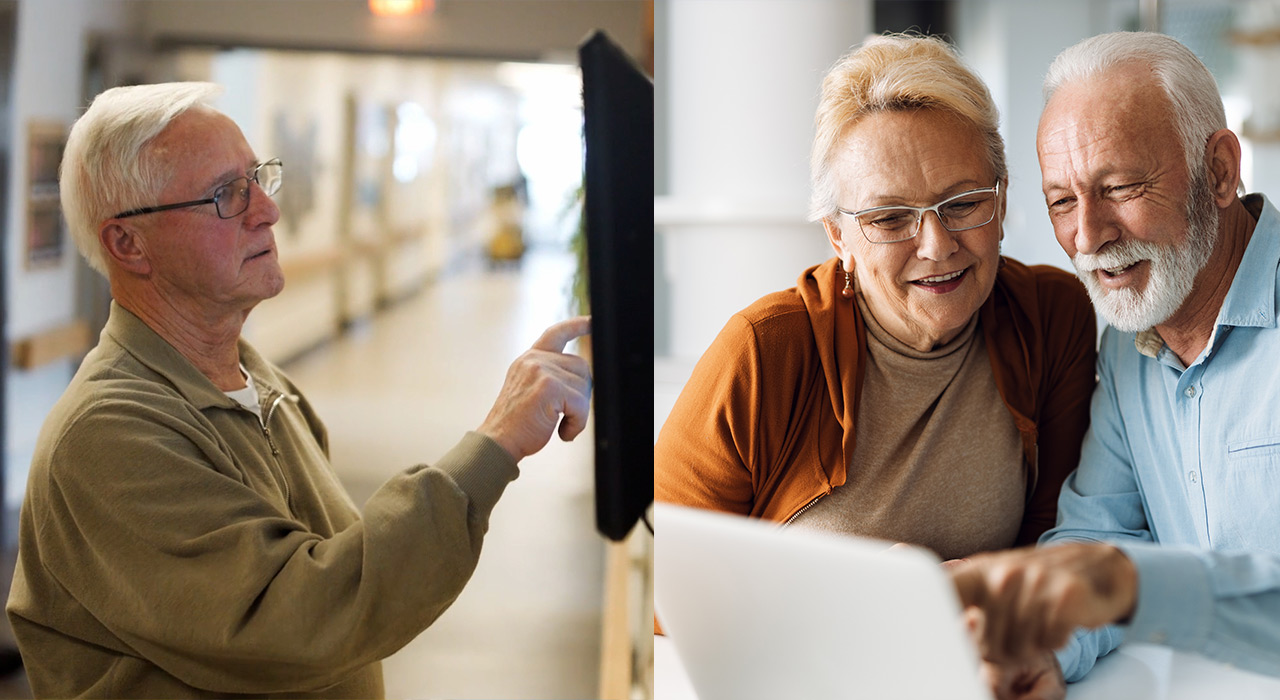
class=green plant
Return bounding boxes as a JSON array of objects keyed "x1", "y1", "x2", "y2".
[{"x1": 566, "y1": 183, "x2": 589, "y2": 316}]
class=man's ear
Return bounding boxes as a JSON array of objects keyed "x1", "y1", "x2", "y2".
[
  {"x1": 1204, "y1": 128, "x2": 1243, "y2": 207},
  {"x1": 99, "y1": 222, "x2": 151, "y2": 275}
]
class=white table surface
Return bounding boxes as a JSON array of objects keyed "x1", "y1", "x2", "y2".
[{"x1": 656, "y1": 634, "x2": 1280, "y2": 699}]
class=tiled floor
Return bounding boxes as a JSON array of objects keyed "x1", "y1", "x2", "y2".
[{"x1": 0, "y1": 246, "x2": 603, "y2": 698}]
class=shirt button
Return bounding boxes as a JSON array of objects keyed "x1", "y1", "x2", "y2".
[
  {"x1": 1189, "y1": 471, "x2": 1199, "y2": 484},
  {"x1": 1185, "y1": 386, "x2": 1197, "y2": 398}
]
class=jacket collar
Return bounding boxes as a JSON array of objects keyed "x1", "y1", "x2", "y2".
[{"x1": 101, "y1": 301, "x2": 285, "y2": 410}]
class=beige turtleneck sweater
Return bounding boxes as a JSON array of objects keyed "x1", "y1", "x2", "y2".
[{"x1": 790, "y1": 293, "x2": 1025, "y2": 561}]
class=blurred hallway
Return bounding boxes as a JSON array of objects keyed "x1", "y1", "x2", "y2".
[
  {"x1": 0, "y1": 3, "x2": 642, "y2": 697},
  {"x1": 283, "y1": 245, "x2": 602, "y2": 699}
]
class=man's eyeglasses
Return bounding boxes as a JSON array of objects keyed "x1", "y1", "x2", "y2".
[
  {"x1": 113, "y1": 159, "x2": 284, "y2": 220},
  {"x1": 838, "y1": 182, "x2": 1001, "y2": 244}
]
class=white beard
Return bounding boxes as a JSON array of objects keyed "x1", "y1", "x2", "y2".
[{"x1": 1071, "y1": 173, "x2": 1219, "y2": 332}]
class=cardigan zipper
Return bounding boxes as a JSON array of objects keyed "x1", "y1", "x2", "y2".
[{"x1": 783, "y1": 494, "x2": 826, "y2": 527}]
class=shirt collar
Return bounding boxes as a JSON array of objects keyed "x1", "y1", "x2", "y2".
[
  {"x1": 1134, "y1": 329, "x2": 1164, "y2": 359},
  {"x1": 1134, "y1": 193, "x2": 1280, "y2": 359},
  {"x1": 1214, "y1": 193, "x2": 1279, "y2": 330}
]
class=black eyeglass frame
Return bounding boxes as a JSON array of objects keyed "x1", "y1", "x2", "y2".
[{"x1": 112, "y1": 158, "x2": 283, "y2": 220}]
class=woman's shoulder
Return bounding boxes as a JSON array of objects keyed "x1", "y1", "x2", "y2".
[
  {"x1": 735, "y1": 287, "x2": 811, "y2": 328},
  {"x1": 994, "y1": 257, "x2": 1097, "y2": 366},
  {"x1": 997, "y1": 256, "x2": 1092, "y2": 314},
  {"x1": 704, "y1": 287, "x2": 821, "y2": 367},
  {"x1": 733, "y1": 259, "x2": 839, "y2": 329}
]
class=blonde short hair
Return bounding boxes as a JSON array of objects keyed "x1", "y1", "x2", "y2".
[{"x1": 808, "y1": 34, "x2": 1006, "y2": 223}]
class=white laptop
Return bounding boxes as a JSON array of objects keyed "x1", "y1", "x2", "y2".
[{"x1": 655, "y1": 503, "x2": 993, "y2": 700}]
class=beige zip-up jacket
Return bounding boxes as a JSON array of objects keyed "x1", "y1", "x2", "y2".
[{"x1": 7, "y1": 302, "x2": 519, "y2": 698}]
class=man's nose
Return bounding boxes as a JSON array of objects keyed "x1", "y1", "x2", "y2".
[
  {"x1": 248, "y1": 179, "x2": 280, "y2": 226},
  {"x1": 1073, "y1": 197, "x2": 1119, "y2": 256}
]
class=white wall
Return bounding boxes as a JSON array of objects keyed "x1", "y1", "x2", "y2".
[{"x1": 655, "y1": 0, "x2": 872, "y2": 363}]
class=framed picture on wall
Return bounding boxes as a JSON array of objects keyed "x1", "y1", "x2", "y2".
[{"x1": 26, "y1": 121, "x2": 66, "y2": 268}]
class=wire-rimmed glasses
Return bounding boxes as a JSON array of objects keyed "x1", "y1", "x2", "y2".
[
  {"x1": 112, "y1": 158, "x2": 284, "y2": 220},
  {"x1": 838, "y1": 182, "x2": 1001, "y2": 244}
]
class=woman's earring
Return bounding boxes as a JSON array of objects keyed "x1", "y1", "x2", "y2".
[{"x1": 841, "y1": 267, "x2": 854, "y2": 299}]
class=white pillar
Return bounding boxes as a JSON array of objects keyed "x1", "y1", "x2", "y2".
[{"x1": 657, "y1": 0, "x2": 871, "y2": 362}]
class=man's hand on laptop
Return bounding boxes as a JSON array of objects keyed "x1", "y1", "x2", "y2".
[
  {"x1": 962, "y1": 591, "x2": 1065, "y2": 699},
  {"x1": 976, "y1": 649, "x2": 1064, "y2": 700},
  {"x1": 949, "y1": 542, "x2": 1138, "y2": 658},
  {"x1": 949, "y1": 543, "x2": 1136, "y2": 699}
]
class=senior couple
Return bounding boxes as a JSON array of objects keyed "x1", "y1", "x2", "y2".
[{"x1": 657, "y1": 30, "x2": 1280, "y2": 699}]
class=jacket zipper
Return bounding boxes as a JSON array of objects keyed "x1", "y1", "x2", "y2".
[
  {"x1": 262, "y1": 392, "x2": 291, "y2": 457},
  {"x1": 258, "y1": 391, "x2": 297, "y2": 506}
]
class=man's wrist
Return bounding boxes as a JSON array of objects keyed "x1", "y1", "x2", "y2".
[
  {"x1": 1107, "y1": 545, "x2": 1139, "y2": 624},
  {"x1": 474, "y1": 424, "x2": 521, "y2": 463},
  {"x1": 1112, "y1": 544, "x2": 1214, "y2": 650}
]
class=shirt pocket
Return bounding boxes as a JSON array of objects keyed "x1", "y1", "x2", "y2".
[{"x1": 1226, "y1": 435, "x2": 1280, "y2": 463}]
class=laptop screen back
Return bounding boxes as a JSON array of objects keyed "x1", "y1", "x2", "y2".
[{"x1": 655, "y1": 504, "x2": 992, "y2": 700}]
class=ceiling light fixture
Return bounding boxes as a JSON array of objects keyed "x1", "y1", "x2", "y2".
[{"x1": 368, "y1": 0, "x2": 431, "y2": 17}]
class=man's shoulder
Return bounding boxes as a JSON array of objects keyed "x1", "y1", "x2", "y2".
[
  {"x1": 40, "y1": 347, "x2": 195, "y2": 452},
  {"x1": 73, "y1": 339, "x2": 187, "y2": 400}
]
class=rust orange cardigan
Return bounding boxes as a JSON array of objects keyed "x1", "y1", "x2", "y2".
[{"x1": 656, "y1": 256, "x2": 1097, "y2": 546}]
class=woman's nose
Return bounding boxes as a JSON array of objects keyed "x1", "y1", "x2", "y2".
[{"x1": 914, "y1": 211, "x2": 959, "y2": 261}]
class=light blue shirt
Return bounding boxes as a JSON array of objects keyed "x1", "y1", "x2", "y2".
[{"x1": 1042, "y1": 194, "x2": 1280, "y2": 681}]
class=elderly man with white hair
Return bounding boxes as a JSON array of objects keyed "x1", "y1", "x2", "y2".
[
  {"x1": 952, "y1": 31, "x2": 1280, "y2": 700},
  {"x1": 5, "y1": 82, "x2": 591, "y2": 698}
]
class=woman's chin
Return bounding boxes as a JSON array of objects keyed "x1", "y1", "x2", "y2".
[{"x1": 911, "y1": 304, "x2": 983, "y2": 347}]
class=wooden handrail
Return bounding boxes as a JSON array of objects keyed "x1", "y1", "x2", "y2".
[{"x1": 11, "y1": 319, "x2": 92, "y2": 369}]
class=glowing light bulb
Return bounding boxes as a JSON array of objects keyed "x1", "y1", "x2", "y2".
[{"x1": 368, "y1": 0, "x2": 430, "y2": 17}]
